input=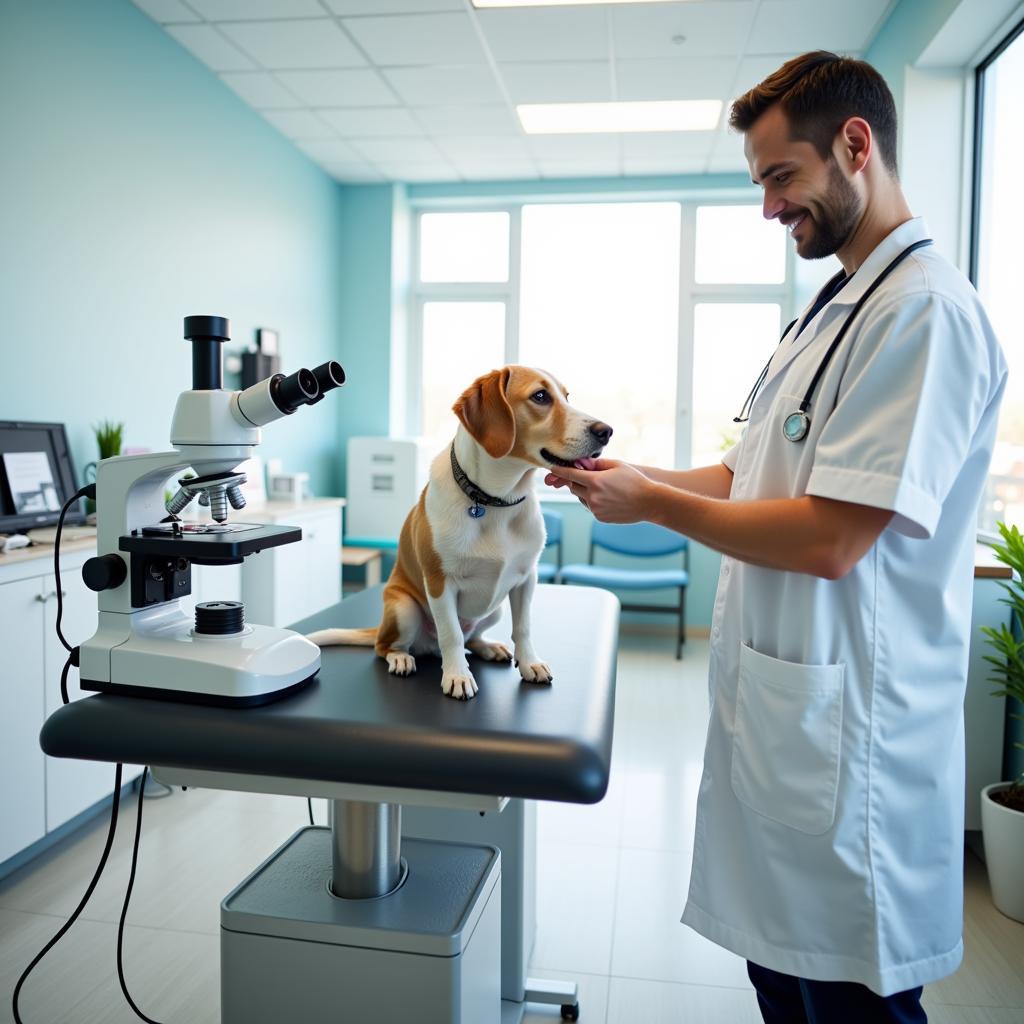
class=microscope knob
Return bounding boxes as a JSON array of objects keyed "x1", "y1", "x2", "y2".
[{"x1": 82, "y1": 554, "x2": 128, "y2": 592}]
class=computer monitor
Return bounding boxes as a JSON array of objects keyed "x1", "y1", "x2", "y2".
[{"x1": 0, "y1": 421, "x2": 85, "y2": 534}]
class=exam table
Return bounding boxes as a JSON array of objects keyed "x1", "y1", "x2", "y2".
[{"x1": 40, "y1": 583, "x2": 619, "y2": 1023}]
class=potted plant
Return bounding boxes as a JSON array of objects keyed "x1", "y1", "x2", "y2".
[
  {"x1": 83, "y1": 420, "x2": 125, "y2": 517},
  {"x1": 980, "y1": 520, "x2": 1024, "y2": 922}
]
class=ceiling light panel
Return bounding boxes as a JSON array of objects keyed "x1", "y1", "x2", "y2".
[{"x1": 518, "y1": 99, "x2": 722, "y2": 134}]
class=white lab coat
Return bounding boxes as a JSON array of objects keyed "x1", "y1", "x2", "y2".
[{"x1": 681, "y1": 218, "x2": 1007, "y2": 996}]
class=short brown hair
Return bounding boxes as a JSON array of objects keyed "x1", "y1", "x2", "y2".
[{"x1": 729, "y1": 51, "x2": 899, "y2": 176}]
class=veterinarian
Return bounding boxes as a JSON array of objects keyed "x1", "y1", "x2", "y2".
[{"x1": 546, "y1": 52, "x2": 1006, "y2": 1024}]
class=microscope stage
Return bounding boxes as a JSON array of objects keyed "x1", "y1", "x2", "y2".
[{"x1": 120, "y1": 522, "x2": 302, "y2": 562}]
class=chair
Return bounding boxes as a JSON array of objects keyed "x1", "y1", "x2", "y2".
[
  {"x1": 536, "y1": 509, "x2": 564, "y2": 583},
  {"x1": 557, "y1": 520, "x2": 689, "y2": 658}
]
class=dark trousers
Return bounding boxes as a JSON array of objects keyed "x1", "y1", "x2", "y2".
[{"x1": 747, "y1": 961, "x2": 928, "y2": 1024}]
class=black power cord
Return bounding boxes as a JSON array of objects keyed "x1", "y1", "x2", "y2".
[
  {"x1": 12, "y1": 763, "x2": 124, "y2": 1023},
  {"x1": 13, "y1": 481, "x2": 164, "y2": 1024},
  {"x1": 308, "y1": 797, "x2": 315, "y2": 826}
]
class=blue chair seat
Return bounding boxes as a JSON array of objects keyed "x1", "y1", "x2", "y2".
[
  {"x1": 536, "y1": 562, "x2": 559, "y2": 583},
  {"x1": 557, "y1": 564, "x2": 689, "y2": 590}
]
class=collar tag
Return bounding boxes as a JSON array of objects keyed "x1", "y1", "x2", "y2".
[{"x1": 468, "y1": 503, "x2": 485, "y2": 519}]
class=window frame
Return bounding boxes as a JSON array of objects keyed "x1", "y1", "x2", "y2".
[
  {"x1": 969, "y1": 13, "x2": 1024, "y2": 540},
  {"x1": 407, "y1": 194, "x2": 796, "y2": 470}
]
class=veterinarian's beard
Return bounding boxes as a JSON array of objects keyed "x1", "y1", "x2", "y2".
[{"x1": 799, "y1": 161, "x2": 863, "y2": 260}]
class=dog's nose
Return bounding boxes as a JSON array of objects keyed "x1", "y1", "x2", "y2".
[{"x1": 589, "y1": 422, "x2": 613, "y2": 446}]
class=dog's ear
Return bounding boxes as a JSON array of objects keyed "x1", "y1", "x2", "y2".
[{"x1": 452, "y1": 368, "x2": 516, "y2": 459}]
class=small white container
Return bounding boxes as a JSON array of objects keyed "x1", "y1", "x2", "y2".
[{"x1": 981, "y1": 782, "x2": 1024, "y2": 922}]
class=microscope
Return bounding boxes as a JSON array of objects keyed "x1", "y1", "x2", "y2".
[{"x1": 78, "y1": 316, "x2": 345, "y2": 705}]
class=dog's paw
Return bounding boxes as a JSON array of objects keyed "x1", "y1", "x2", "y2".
[
  {"x1": 467, "y1": 640, "x2": 513, "y2": 663},
  {"x1": 518, "y1": 660, "x2": 553, "y2": 684},
  {"x1": 386, "y1": 651, "x2": 416, "y2": 676},
  {"x1": 441, "y1": 666, "x2": 479, "y2": 700}
]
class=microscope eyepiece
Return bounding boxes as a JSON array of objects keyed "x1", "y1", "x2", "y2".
[
  {"x1": 184, "y1": 315, "x2": 231, "y2": 391},
  {"x1": 271, "y1": 367, "x2": 320, "y2": 414},
  {"x1": 307, "y1": 361, "x2": 346, "y2": 404}
]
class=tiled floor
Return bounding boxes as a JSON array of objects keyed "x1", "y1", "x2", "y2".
[{"x1": 2, "y1": 633, "x2": 1023, "y2": 1023}]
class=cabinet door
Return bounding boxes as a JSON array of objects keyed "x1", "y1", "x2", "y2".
[
  {"x1": 42, "y1": 568, "x2": 121, "y2": 831},
  {"x1": 300, "y1": 510, "x2": 342, "y2": 622},
  {"x1": 0, "y1": 577, "x2": 47, "y2": 863}
]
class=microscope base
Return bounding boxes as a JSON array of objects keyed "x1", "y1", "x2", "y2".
[{"x1": 220, "y1": 828, "x2": 501, "y2": 1024}]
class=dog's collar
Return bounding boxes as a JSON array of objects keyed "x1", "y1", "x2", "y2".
[{"x1": 450, "y1": 444, "x2": 527, "y2": 519}]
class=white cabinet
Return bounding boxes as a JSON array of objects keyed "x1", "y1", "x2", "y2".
[
  {"x1": 0, "y1": 543, "x2": 140, "y2": 861},
  {"x1": 41, "y1": 554, "x2": 127, "y2": 832},
  {"x1": 240, "y1": 501, "x2": 343, "y2": 627},
  {"x1": 0, "y1": 576, "x2": 47, "y2": 863}
]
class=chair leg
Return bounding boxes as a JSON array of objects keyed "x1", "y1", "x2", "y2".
[{"x1": 676, "y1": 588, "x2": 686, "y2": 660}]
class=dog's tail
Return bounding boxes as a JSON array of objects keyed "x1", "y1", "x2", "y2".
[{"x1": 306, "y1": 627, "x2": 378, "y2": 647}]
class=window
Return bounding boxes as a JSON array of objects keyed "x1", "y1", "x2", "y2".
[
  {"x1": 411, "y1": 200, "x2": 793, "y2": 472},
  {"x1": 973, "y1": 18, "x2": 1024, "y2": 532},
  {"x1": 518, "y1": 203, "x2": 681, "y2": 468}
]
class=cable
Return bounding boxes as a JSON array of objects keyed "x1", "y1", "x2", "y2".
[
  {"x1": 54, "y1": 484, "x2": 94, "y2": 654},
  {"x1": 12, "y1": 763, "x2": 124, "y2": 1024},
  {"x1": 308, "y1": 797, "x2": 315, "y2": 826},
  {"x1": 59, "y1": 651, "x2": 74, "y2": 705},
  {"x1": 116, "y1": 767, "x2": 163, "y2": 1024}
]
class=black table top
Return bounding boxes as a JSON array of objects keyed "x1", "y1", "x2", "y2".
[{"x1": 40, "y1": 585, "x2": 619, "y2": 804}]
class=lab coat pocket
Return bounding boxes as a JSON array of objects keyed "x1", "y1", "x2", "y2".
[{"x1": 730, "y1": 643, "x2": 844, "y2": 835}]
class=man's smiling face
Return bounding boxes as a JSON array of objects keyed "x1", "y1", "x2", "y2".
[{"x1": 745, "y1": 104, "x2": 863, "y2": 261}]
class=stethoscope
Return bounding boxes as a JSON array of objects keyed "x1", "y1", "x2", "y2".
[{"x1": 735, "y1": 238, "x2": 934, "y2": 442}]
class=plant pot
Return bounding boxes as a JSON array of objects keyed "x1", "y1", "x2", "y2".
[{"x1": 981, "y1": 782, "x2": 1024, "y2": 922}]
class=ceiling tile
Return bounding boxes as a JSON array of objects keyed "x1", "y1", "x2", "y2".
[
  {"x1": 218, "y1": 19, "x2": 366, "y2": 69},
  {"x1": 296, "y1": 139, "x2": 363, "y2": 162},
  {"x1": 219, "y1": 71, "x2": 303, "y2": 108},
  {"x1": 612, "y1": 1, "x2": 755, "y2": 60},
  {"x1": 622, "y1": 156, "x2": 708, "y2": 175},
  {"x1": 476, "y1": 8, "x2": 609, "y2": 62},
  {"x1": 188, "y1": 0, "x2": 324, "y2": 18},
  {"x1": 527, "y1": 134, "x2": 620, "y2": 161},
  {"x1": 259, "y1": 109, "x2": 338, "y2": 139},
  {"x1": 499, "y1": 61, "x2": 612, "y2": 104},
  {"x1": 342, "y1": 13, "x2": 488, "y2": 66},
  {"x1": 326, "y1": 0, "x2": 463, "y2": 12},
  {"x1": 320, "y1": 107, "x2": 424, "y2": 136},
  {"x1": 539, "y1": 159, "x2": 622, "y2": 179},
  {"x1": 415, "y1": 105, "x2": 520, "y2": 136},
  {"x1": 351, "y1": 138, "x2": 446, "y2": 162},
  {"x1": 374, "y1": 162, "x2": 462, "y2": 182},
  {"x1": 382, "y1": 65, "x2": 505, "y2": 106},
  {"x1": 621, "y1": 130, "x2": 719, "y2": 159},
  {"x1": 319, "y1": 161, "x2": 387, "y2": 182},
  {"x1": 615, "y1": 56, "x2": 737, "y2": 101},
  {"x1": 276, "y1": 69, "x2": 399, "y2": 106},
  {"x1": 131, "y1": 0, "x2": 200, "y2": 22},
  {"x1": 449, "y1": 160, "x2": 539, "y2": 181},
  {"x1": 748, "y1": 0, "x2": 892, "y2": 54},
  {"x1": 164, "y1": 24, "x2": 255, "y2": 71},
  {"x1": 436, "y1": 136, "x2": 533, "y2": 161}
]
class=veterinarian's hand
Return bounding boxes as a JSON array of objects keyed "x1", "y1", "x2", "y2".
[
  {"x1": 545, "y1": 461, "x2": 655, "y2": 523},
  {"x1": 543, "y1": 457, "x2": 626, "y2": 490}
]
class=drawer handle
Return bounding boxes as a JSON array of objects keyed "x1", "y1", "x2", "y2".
[{"x1": 36, "y1": 590, "x2": 68, "y2": 602}]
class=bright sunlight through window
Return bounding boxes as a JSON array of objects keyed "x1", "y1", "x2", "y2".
[{"x1": 518, "y1": 203, "x2": 681, "y2": 469}]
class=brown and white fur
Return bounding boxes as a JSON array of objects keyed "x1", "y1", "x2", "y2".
[{"x1": 307, "y1": 365, "x2": 612, "y2": 699}]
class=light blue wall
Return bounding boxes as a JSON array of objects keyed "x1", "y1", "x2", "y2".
[
  {"x1": 1, "y1": 0, "x2": 346, "y2": 495},
  {"x1": 864, "y1": 0, "x2": 963, "y2": 113}
]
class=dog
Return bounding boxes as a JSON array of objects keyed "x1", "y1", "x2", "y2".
[{"x1": 307, "y1": 365, "x2": 612, "y2": 699}]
